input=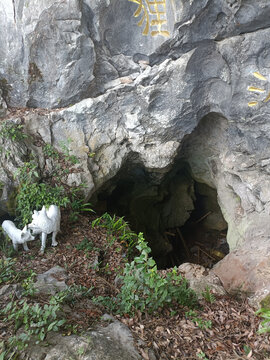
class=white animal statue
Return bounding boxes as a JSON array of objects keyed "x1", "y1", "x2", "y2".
[
  {"x1": 28, "y1": 205, "x2": 61, "y2": 254},
  {"x1": 1, "y1": 220, "x2": 35, "y2": 251}
]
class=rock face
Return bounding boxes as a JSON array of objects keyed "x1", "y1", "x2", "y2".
[
  {"x1": 0, "y1": 1, "x2": 270, "y2": 300},
  {"x1": 0, "y1": 89, "x2": 7, "y2": 118}
]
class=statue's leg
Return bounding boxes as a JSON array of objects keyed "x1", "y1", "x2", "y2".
[
  {"x1": 23, "y1": 242, "x2": 29, "y2": 251},
  {"x1": 40, "y1": 232, "x2": 47, "y2": 254},
  {"x1": 51, "y1": 231, "x2": 58, "y2": 247}
]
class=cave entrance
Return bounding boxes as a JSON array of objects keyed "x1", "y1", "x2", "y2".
[
  {"x1": 163, "y1": 181, "x2": 229, "y2": 269},
  {"x1": 95, "y1": 162, "x2": 229, "y2": 269}
]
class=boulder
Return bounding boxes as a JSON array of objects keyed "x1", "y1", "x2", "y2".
[
  {"x1": 178, "y1": 263, "x2": 226, "y2": 299},
  {"x1": 26, "y1": 317, "x2": 142, "y2": 360},
  {"x1": 212, "y1": 239, "x2": 270, "y2": 307}
]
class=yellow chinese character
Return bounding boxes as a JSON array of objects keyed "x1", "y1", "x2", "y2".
[
  {"x1": 129, "y1": 0, "x2": 170, "y2": 37},
  {"x1": 247, "y1": 71, "x2": 270, "y2": 108}
]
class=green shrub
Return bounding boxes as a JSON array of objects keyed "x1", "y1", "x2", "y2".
[
  {"x1": 2, "y1": 299, "x2": 66, "y2": 346},
  {"x1": 69, "y1": 186, "x2": 94, "y2": 223},
  {"x1": 0, "y1": 258, "x2": 18, "y2": 284},
  {"x1": 117, "y1": 233, "x2": 197, "y2": 314},
  {"x1": 13, "y1": 160, "x2": 69, "y2": 226},
  {"x1": 92, "y1": 213, "x2": 137, "y2": 255},
  {"x1": 256, "y1": 307, "x2": 270, "y2": 334},
  {"x1": 0, "y1": 229, "x2": 16, "y2": 257},
  {"x1": 0, "y1": 121, "x2": 28, "y2": 142},
  {"x1": 16, "y1": 181, "x2": 69, "y2": 226}
]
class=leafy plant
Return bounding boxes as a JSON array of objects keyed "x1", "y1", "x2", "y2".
[
  {"x1": 116, "y1": 233, "x2": 197, "y2": 314},
  {"x1": 69, "y1": 186, "x2": 94, "y2": 222},
  {"x1": 0, "y1": 258, "x2": 18, "y2": 284},
  {"x1": 14, "y1": 160, "x2": 69, "y2": 225},
  {"x1": 16, "y1": 181, "x2": 69, "y2": 226},
  {"x1": 75, "y1": 237, "x2": 95, "y2": 252},
  {"x1": 14, "y1": 160, "x2": 39, "y2": 184},
  {"x1": 92, "y1": 213, "x2": 137, "y2": 255},
  {"x1": 59, "y1": 139, "x2": 79, "y2": 165},
  {"x1": 21, "y1": 270, "x2": 37, "y2": 297},
  {"x1": 197, "y1": 351, "x2": 209, "y2": 360},
  {"x1": 59, "y1": 285, "x2": 93, "y2": 305},
  {"x1": 185, "y1": 310, "x2": 212, "y2": 330},
  {"x1": 256, "y1": 307, "x2": 270, "y2": 334},
  {"x1": 202, "y1": 286, "x2": 216, "y2": 304},
  {"x1": 43, "y1": 143, "x2": 60, "y2": 160},
  {"x1": 0, "y1": 121, "x2": 28, "y2": 142},
  {"x1": 0, "y1": 229, "x2": 16, "y2": 257},
  {"x1": 0, "y1": 292, "x2": 67, "y2": 356}
]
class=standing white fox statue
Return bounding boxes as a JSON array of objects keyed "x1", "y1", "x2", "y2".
[
  {"x1": 1, "y1": 220, "x2": 35, "y2": 251},
  {"x1": 28, "y1": 205, "x2": 61, "y2": 254}
]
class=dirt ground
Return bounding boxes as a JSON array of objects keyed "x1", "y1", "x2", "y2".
[{"x1": 0, "y1": 212, "x2": 269, "y2": 360}]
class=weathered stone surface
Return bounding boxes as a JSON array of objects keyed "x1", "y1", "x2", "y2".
[
  {"x1": 0, "y1": 283, "x2": 23, "y2": 299},
  {"x1": 34, "y1": 266, "x2": 68, "y2": 295},
  {"x1": 178, "y1": 263, "x2": 226, "y2": 299},
  {"x1": 0, "y1": 118, "x2": 31, "y2": 217},
  {"x1": 213, "y1": 241, "x2": 270, "y2": 307},
  {"x1": 0, "y1": 0, "x2": 95, "y2": 108},
  {"x1": 0, "y1": 0, "x2": 270, "y2": 300},
  {"x1": 0, "y1": 90, "x2": 7, "y2": 118},
  {"x1": 26, "y1": 317, "x2": 141, "y2": 360},
  {"x1": 0, "y1": 0, "x2": 185, "y2": 108}
]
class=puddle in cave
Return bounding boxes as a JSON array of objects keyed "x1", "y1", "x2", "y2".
[{"x1": 95, "y1": 162, "x2": 229, "y2": 269}]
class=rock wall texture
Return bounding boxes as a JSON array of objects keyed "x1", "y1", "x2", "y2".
[{"x1": 1, "y1": 0, "x2": 270, "y2": 301}]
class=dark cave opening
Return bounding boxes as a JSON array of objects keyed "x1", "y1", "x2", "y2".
[{"x1": 95, "y1": 162, "x2": 229, "y2": 269}]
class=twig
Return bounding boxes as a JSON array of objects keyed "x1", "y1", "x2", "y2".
[
  {"x1": 176, "y1": 228, "x2": 191, "y2": 260},
  {"x1": 164, "y1": 231, "x2": 175, "y2": 237},
  {"x1": 195, "y1": 211, "x2": 212, "y2": 224}
]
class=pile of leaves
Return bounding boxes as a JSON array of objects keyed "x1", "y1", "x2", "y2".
[{"x1": 0, "y1": 212, "x2": 269, "y2": 360}]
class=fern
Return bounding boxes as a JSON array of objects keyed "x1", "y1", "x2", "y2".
[{"x1": 202, "y1": 286, "x2": 216, "y2": 304}]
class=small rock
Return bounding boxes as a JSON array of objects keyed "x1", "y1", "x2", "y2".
[
  {"x1": 34, "y1": 266, "x2": 68, "y2": 295},
  {"x1": 0, "y1": 284, "x2": 23, "y2": 299}
]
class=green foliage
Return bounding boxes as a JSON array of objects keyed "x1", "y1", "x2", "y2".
[
  {"x1": 243, "y1": 344, "x2": 252, "y2": 356},
  {"x1": 92, "y1": 295, "x2": 117, "y2": 312},
  {"x1": 58, "y1": 285, "x2": 93, "y2": 305},
  {"x1": 0, "y1": 121, "x2": 28, "y2": 142},
  {"x1": 92, "y1": 213, "x2": 137, "y2": 255},
  {"x1": 21, "y1": 270, "x2": 37, "y2": 297},
  {"x1": 256, "y1": 307, "x2": 270, "y2": 334},
  {"x1": 59, "y1": 139, "x2": 80, "y2": 165},
  {"x1": 0, "y1": 258, "x2": 18, "y2": 284},
  {"x1": 197, "y1": 351, "x2": 209, "y2": 360},
  {"x1": 117, "y1": 233, "x2": 197, "y2": 314},
  {"x1": 69, "y1": 186, "x2": 94, "y2": 223},
  {"x1": 75, "y1": 237, "x2": 95, "y2": 252},
  {"x1": 202, "y1": 286, "x2": 216, "y2": 304},
  {"x1": 14, "y1": 160, "x2": 39, "y2": 184},
  {"x1": 14, "y1": 160, "x2": 69, "y2": 225},
  {"x1": 16, "y1": 181, "x2": 69, "y2": 226},
  {"x1": 185, "y1": 310, "x2": 212, "y2": 330},
  {"x1": 0, "y1": 292, "x2": 67, "y2": 357},
  {"x1": 0, "y1": 229, "x2": 16, "y2": 257},
  {"x1": 43, "y1": 143, "x2": 60, "y2": 160}
]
